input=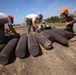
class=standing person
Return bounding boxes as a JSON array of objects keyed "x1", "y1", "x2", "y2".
[
  {"x1": 25, "y1": 14, "x2": 43, "y2": 34},
  {"x1": 61, "y1": 8, "x2": 76, "y2": 41},
  {"x1": 0, "y1": 12, "x2": 18, "y2": 44}
]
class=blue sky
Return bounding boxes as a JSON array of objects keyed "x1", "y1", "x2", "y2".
[{"x1": 0, "y1": 0, "x2": 76, "y2": 24}]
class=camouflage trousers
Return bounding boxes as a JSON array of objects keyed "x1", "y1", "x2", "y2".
[{"x1": 25, "y1": 18, "x2": 36, "y2": 34}]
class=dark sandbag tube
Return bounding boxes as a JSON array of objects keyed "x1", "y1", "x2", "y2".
[
  {"x1": 44, "y1": 30, "x2": 68, "y2": 45},
  {"x1": 28, "y1": 32, "x2": 40, "y2": 56},
  {"x1": 58, "y1": 28, "x2": 74, "y2": 39},
  {"x1": 0, "y1": 35, "x2": 15, "y2": 52},
  {"x1": 51, "y1": 28, "x2": 74, "y2": 39},
  {"x1": 0, "y1": 44, "x2": 5, "y2": 52},
  {"x1": 0, "y1": 37, "x2": 19, "y2": 65},
  {"x1": 41, "y1": 30, "x2": 54, "y2": 42},
  {"x1": 15, "y1": 33, "x2": 27, "y2": 59},
  {"x1": 63, "y1": 30, "x2": 74, "y2": 39},
  {"x1": 51, "y1": 28, "x2": 69, "y2": 39},
  {"x1": 34, "y1": 32, "x2": 52, "y2": 50}
]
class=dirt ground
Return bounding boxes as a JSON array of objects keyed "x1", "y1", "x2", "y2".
[{"x1": 0, "y1": 27, "x2": 76, "y2": 75}]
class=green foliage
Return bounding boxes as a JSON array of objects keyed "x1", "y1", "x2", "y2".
[{"x1": 45, "y1": 16, "x2": 66, "y2": 23}]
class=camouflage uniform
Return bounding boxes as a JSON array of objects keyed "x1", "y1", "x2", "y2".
[
  {"x1": 65, "y1": 12, "x2": 76, "y2": 33},
  {"x1": 65, "y1": 11, "x2": 76, "y2": 41}
]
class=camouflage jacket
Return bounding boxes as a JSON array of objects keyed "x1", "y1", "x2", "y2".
[{"x1": 65, "y1": 11, "x2": 76, "y2": 25}]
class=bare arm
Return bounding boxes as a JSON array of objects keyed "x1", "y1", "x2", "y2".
[
  {"x1": 8, "y1": 25, "x2": 17, "y2": 34},
  {"x1": 32, "y1": 20, "x2": 38, "y2": 29},
  {"x1": 32, "y1": 20, "x2": 41, "y2": 31},
  {"x1": 32, "y1": 21, "x2": 41, "y2": 31}
]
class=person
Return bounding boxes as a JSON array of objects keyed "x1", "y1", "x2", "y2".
[
  {"x1": 61, "y1": 8, "x2": 76, "y2": 41},
  {"x1": 0, "y1": 12, "x2": 18, "y2": 44},
  {"x1": 25, "y1": 14, "x2": 43, "y2": 34},
  {"x1": 41, "y1": 20, "x2": 47, "y2": 27}
]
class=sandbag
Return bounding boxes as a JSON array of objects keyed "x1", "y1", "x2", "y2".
[
  {"x1": 44, "y1": 30, "x2": 68, "y2": 45},
  {"x1": 42, "y1": 30, "x2": 54, "y2": 42},
  {"x1": 0, "y1": 37, "x2": 19, "y2": 65},
  {"x1": 28, "y1": 32, "x2": 40, "y2": 56},
  {"x1": 34, "y1": 32, "x2": 52, "y2": 50},
  {"x1": 15, "y1": 33, "x2": 27, "y2": 59}
]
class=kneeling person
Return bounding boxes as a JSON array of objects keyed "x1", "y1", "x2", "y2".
[
  {"x1": 61, "y1": 8, "x2": 76, "y2": 41},
  {"x1": 0, "y1": 12, "x2": 18, "y2": 44}
]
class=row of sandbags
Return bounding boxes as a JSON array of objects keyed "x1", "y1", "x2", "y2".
[
  {"x1": 0, "y1": 28, "x2": 74, "y2": 65},
  {"x1": 0, "y1": 35, "x2": 20, "y2": 65}
]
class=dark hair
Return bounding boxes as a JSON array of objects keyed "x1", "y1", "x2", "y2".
[{"x1": 38, "y1": 14, "x2": 43, "y2": 18}]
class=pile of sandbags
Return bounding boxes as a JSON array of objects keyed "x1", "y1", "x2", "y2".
[{"x1": 0, "y1": 27, "x2": 74, "y2": 65}]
